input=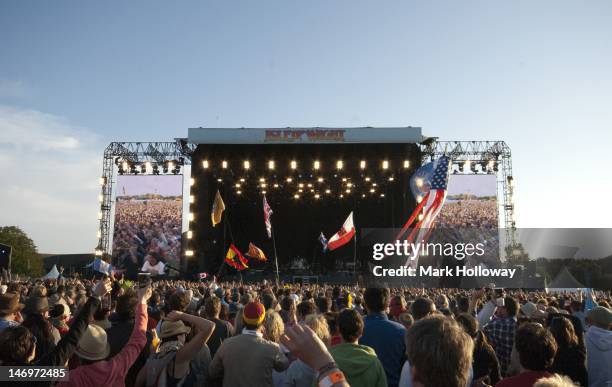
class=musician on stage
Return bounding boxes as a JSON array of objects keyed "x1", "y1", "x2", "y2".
[{"x1": 141, "y1": 251, "x2": 166, "y2": 276}]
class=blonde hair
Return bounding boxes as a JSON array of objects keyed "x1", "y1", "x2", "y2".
[
  {"x1": 234, "y1": 307, "x2": 244, "y2": 334},
  {"x1": 533, "y1": 374, "x2": 578, "y2": 387},
  {"x1": 263, "y1": 310, "x2": 284, "y2": 343},
  {"x1": 304, "y1": 314, "x2": 331, "y2": 346}
]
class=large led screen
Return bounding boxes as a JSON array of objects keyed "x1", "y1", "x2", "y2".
[
  {"x1": 437, "y1": 174, "x2": 499, "y2": 229},
  {"x1": 112, "y1": 175, "x2": 183, "y2": 277}
]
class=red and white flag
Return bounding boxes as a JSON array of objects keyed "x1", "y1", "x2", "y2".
[
  {"x1": 328, "y1": 212, "x2": 355, "y2": 251},
  {"x1": 263, "y1": 195, "x2": 273, "y2": 238}
]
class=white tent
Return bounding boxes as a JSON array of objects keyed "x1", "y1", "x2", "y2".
[
  {"x1": 546, "y1": 267, "x2": 584, "y2": 293},
  {"x1": 43, "y1": 264, "x2": 60, "y2": 280}
]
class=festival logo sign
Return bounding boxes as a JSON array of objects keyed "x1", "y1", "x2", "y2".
[{"x1": 264, "y1": 129, "x2": 346, "y2": 143}]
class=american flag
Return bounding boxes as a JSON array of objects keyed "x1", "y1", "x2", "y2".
[
  {"x1": 263, "y1": 195, "x2": 273, "y2": 238},
  {"x1": 396, "y1": 156, "x2": 451, "y2": 266}
]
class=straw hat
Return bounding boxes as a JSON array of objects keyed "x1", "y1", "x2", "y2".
[
  {"x1": 587, "y1": 306, "x2": 612, "y2": 327},
  {"x1": 0, "y1": 292, "x2": 24, "y2": 314},
  {"x1": 160, "y1": 320, "x2": 191, "y2": 339},
  {"x1": 520, "y1": 302, "x2": 538, "y2": 318},
  {"x1": 75, "y1": 325, "x2": 111, "y2": 361}
]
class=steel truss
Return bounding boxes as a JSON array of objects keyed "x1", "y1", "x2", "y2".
[
  {"x1": 95, "y1": 140, "x2": 196, "y2": 257},
  {"x1": 420, "y1": 140, "x2": 518, "y2": 260}
]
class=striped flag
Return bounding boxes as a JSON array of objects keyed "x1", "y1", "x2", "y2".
[
  {"x1": 211, "y1": 190, "x2": 226, "y2": 226},
  {"x1": 225, "y1": 244, "x2": 248, "y2": 270},
  {"x1": 92, "y1": 258, "x2": 113, "y2": 276},
  {"x1": 396, "y1": 156, "x2": 451, "y2": 266},
  {"x1": 246, "y1": 242, "x2": 267, "y2": 261},
  {"x1": 328, "y1": 212, "x2": 355, "y2": 251},
  {"x1": 263, "y1": 195, "x2": 273, "y2": 238}
]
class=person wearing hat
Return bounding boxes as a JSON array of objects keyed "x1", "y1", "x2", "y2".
[
  {"x1": 0, "y1": 278, "x2": 111, "y2": 387},
  {"x1": 135, "y1": 309, "x2": 215, "y2": 387},
  {"x1": 584, "y1": 306, "x2": 612, "y2": 387},
  {"x1": 21, "y1": 295, "x2": 62, "y2": 362},
  {"x1": 58, "y1": 284, "x2": 152, "y2": 387},
  {"x1": 209, "y1": 301, "x2": 290, "y2": 386},
  {"x1": 0, "y1": 292, "x2": 24, "y2": 332}
]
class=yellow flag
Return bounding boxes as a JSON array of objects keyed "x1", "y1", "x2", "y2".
[{"x1": 211, "y1": 190, "x2": 225, "y2": 226}]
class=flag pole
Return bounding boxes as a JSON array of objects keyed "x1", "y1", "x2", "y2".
[
  {"x1": 271, "y1": 226, "x2": 280, "y2": 286},
  {"x1": 353, "y1": 228, "x2": 357, "y2": 280}
]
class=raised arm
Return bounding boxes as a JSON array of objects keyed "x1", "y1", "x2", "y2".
[
  {"x1": 37, "y1": 278, "x2": 111, "y2": 366},
  {"x1": 167, "y1": 310, "x2": 215, "y2": 365}
]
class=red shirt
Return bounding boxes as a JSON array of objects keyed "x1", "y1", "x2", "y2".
[{"x1": 495, "y1": 371, "x2": 551, "y2": 387}]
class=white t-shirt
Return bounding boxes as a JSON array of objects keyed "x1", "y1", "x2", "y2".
[{"x1": 141, "y1": 260, "x2": 165, "y2": 275}]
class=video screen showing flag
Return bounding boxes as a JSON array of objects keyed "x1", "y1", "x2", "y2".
[
  {"x1": 112, "y1": 175, "x2": 183, "y2": 276},
  {"x1": 436, "y1": 174, "x2": 498, "y2": 229}
]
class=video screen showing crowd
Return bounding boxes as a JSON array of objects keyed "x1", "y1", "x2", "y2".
[{"x1": 112, "y1": 175, "x2": 183, "y2": 279}]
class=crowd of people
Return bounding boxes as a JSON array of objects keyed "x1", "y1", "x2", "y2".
[
  {"x1": 0, "y1": 276, "x2": 610, "y2": 387},
  {"x1": 437, "y1": 199, "x2": 499, "y2": 229},
  {"x1": 112, "y1": 198, "x2": 183, "y2": 276}
]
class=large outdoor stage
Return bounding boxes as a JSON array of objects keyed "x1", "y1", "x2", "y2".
[
  {"x1": 95, "y1": 128, "x2": 516, "y2": 282},
  {"x1": 188, "y1": 128, "x2": 423, "y2": 275}
]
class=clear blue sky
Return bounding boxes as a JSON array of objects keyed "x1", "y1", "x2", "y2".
[{"x1": 1, "y1": 1, "x2": 611, "y2": 253}]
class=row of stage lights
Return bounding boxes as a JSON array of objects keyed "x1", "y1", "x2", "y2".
[
  {"x1": 453, "y1": 159, "x2": 499, "y2": 174},
  {"x1": 116, "y1": 159, "x2": 183, "y2": 175},
  {"x1": 201, "y1": 159, "x2": 410, "y2": 171}
]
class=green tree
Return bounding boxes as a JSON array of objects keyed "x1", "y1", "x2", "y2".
[{"x1": 0, "y1": 226, "x2": 43, "y2": 277}]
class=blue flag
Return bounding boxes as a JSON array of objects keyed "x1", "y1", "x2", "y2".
[{"x1": 319, "y1": 232, "x2": 328, "y2": 253}]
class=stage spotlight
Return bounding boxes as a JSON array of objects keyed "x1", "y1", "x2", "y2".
[
  {"x1": 235, "y1": 183, "x2": 241, "y2": 188},
  {"x1": 336, "y1": 160, "x2": 343, "y2": 170},
  {"x1": 403, "y1": 160, "x2": 410, "y2": 169},
  {"x1": 94, "y1": 249, "x2": 103, "y2": 257},
  {"x1": 325, "y1": 189, "x2": 331, "y2": 194},
  {"x1": 236, "y1": 190, "x2": 242, "y2": 195},
  {"x1": 388, "y1": 176, "x2": 395, "y2": 181},
  {"x1": 372, "y1": 182, "x2": 377, "y2": 187},
  {"x1": 294, "y1": 194, "x2": 300, "y2": 199},
  {"x1": 189, "y1": 195, "x2": 194, "y2": 203},
  {"x1": 98, "y1": 212, "x2": 103, "y2": 220},
  {"x1": 463, "y1": 160, "x2": 471, "y2": 173},
  {"x1": 342, "y1": 177, "x2": 347, "y2": 182},
  {"x1": 347, "y1": 182, "x2": 353, "y2": 187},
  {"x1": 310, "y1": 189, "x2": 314, "y2": 193},
  {"x1": 203, "y1": 160, "x2": 209, "y2": 169},
  {"x1": 340, "y1": 194, "x2": 344, "y2": 198},
  {"x1": 217, "y1": 178, "x2": 222, "y2": 182},
  {"x1": 299, "y1": 189, "x2": 303, "y2": 193},
  {"x1": 189, "y1": 213, "x2": 194, "y2": 221},
  {"x1": 262, "y1": 190, "x2": 267, "y2": 194},
  {"x1": 142, "y1": 163, "x2": 149, "y2": 173},
  {"x1": 360, "y1": 160, "x2": 366, "y2": 169},
  {"x1": 261, "y1": 183, "x2": 267, "y2": 188},
  {"x1": 97, "y1": 230, "x2": 101, "y2": 239},
  {"x1": 268, "y1": 160, "x2": 275, "y2": 170},
  {"x1": 259, "y1": 177, "x2": 265, "y2": 182},
  {"x1": 382, "y1": 160, "x2": 389, "y2": 170},
  {"x1": 307, "y1": 183, "x2": 312, "y2": 188},
  {"x1": 317, "y1": 177, "x2": 323, "y2": 183},
  {"x1": 99, "y1": 177, "x2": 106, "y2": 185},
  {"x1": 222, "y1": 161, "x2": 228, "y2": 169},
  {"x1": 380, "y1": 193, "x2": 385, "y2": 198},
  {"x1": 314, "y1": 161, "x2": 320, "y2": 170},
  {"x1": 314, "y1": 194, "x2": 320, "y2": 199},
  {"x1": 190, "y1": 178, "x2": 195, "y2": 186},
  {"x1": 185, "y1": 250, "x2": 194, "y2": 257},
  {"x1": 168, "y1": 161, "x2": 174, "y2": 170},
  {"x1": 122, "y1": 161, "x2": 129, "y2": 171},
  {"x1": 370, "y1": 188, "x2": 375, "y2": 193},
  {"x1": 345, "y1": 189, "x2": 351, "y2": 194},
  {"x1": 362, "y1": 194, "x2": 366, "y2": 198},
  {"x1": 291, "y1": 160, "x2": 297, "y2": 169},
  {"x1": 298, "y1": 183, "x2": 304, "y2": 188},
  {"x1": 244, "y1": 160, "x2": 250, "y2": 170},
  {"x1": 98, "y1": 195, "x2": 103, "y2": 203},
  {"x1": 273, "y1": 183, "x2": 279, "y2": 188},
  {"x1": 187, "y1": 231, "x2": 193, "y2": 239},
  {"x1": 240, "y1": 178, "x2": 245, "y2": 182},
  {"x1": 286, "y1": 177, "x2": 293, "y2": 183},
  {"x1": 365, "y1": 177, "x2": 371, "y2": 182},
  {"x1": 416, "y1": 178, "x2": 423, "y2": 188}
]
